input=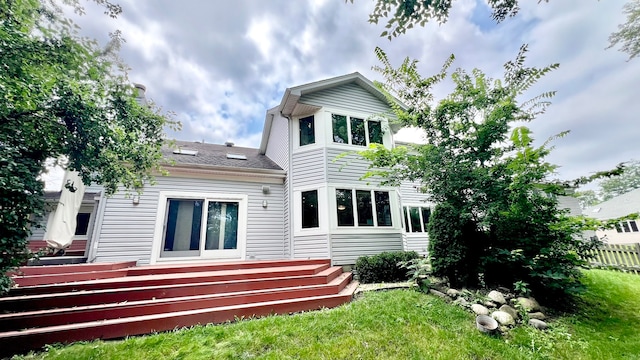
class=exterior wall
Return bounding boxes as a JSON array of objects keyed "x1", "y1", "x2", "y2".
[
  {"x1": 403, "y1": 234, "x2": 429, "y2": 255},
  {"x1": 330, "y1": 233, "x2": 403, "y2": 265},
  {"x1": 293, "y1": 234, "x2": 330, "y2": 259},
  {"x1": 265, "y1": 113, "x2": 290, "y2": 257},
  {"x1": 299, "y1": 83, "x2": 393, "y2": 116},
  {"x1": 326, "y1": 149, "x2": 381, "y2": 186},
  {"x1": 595, "y1": 226, "x2": 640, "y2": 245},
  {"x1": 291, "y1": 148, "x2": 326, "y2": 188},
  {"x1": 398, "y1": 180, "x2": 431, "y2": 256},
  {"x1": 399, "y1": 180, "x2": 428, "y2": 204},
  {"x1": 93, "y1": 176, "x2": 285, "y2": 264}
]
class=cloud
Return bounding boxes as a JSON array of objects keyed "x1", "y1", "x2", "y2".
[{"x1": 65, "y1": 0, "x2": 638, "y2": 183}]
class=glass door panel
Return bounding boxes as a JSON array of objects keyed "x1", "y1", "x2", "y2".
[
  {"x1": 203, "y1": 201, "x2": 240, "y2": 257},
  {"x1": 161, "y1": 199, "x2": 203, "y2": 258}
]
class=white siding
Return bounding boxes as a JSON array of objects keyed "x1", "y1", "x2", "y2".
[
  {"x1": 326, "y1": 148, "x2": 382, "y2": 186},
  {"x1": 404, "y1": 234, "x2": 429, "y2": 256},
  {"x1": 300, "y1": 83, "x2": 394, "y2": 116},
  {"x1": 265, "y1": 114, "x2": 289, "y2": 170},
  {"x1": 94, "y1": 176, "x2": 285, "y2": 264},
  {"x1": 28, "y1": 214, "x2": 48, "y2": 240},
  {"x1": 330, "y1": 232, "x2": 403, "y2": 265},
  {"x1": 399, "y1": 180, "x2": 430, "y2": 204},
  {"x1": 293, "y1": 234, "x2": 330, "y2": 259},
  {"x1": 291, "y1": 148, "x2": 326, "y2": 188}
]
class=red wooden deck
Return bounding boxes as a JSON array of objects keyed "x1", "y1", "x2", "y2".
[{"x1": 1, "y1": 259, "x2": 357, "y2": 357}]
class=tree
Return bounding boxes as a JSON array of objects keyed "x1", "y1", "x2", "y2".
[
  {"x1": 351, "y1": 0, "x2": 639, "y2": 60},
  {"x1": 574, "y1": 189, "x2": 600, "y2": 209},
  {"x1": 608, "y1": 0, "x2": 640, "y2": 60},
  {"x1": 0, "y1": 0, "x2": 177, "y2": 294},
  {"x1": 599, "y1": 159, "x2": 640, "y2": 200},
  {"x1": 359, "y1": 45, "x2": 600, "y2": 299}
]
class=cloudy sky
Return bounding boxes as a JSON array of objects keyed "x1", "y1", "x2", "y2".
[{"x1": 58, "y1": 0, "x2": 638, "y2": 187}]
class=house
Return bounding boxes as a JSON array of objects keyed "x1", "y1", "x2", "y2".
[
  {"x1": 584, "y1": 188, "x2": 640, "y2": 245},
  {"x1": 30, "y1": 72, "x2": 432, "y2": 266}
]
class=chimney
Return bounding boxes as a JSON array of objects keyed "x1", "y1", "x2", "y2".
[
  {"x1": 225, "y1": 141, "x2": 234, "y2": 147},
  {"x1": 134, "y1": 83, "x2": 147, "y2": 105}
]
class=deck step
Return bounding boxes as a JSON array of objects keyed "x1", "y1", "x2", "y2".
[
  {"x1": 0, "y1": 273, "x2": 353, "y2": 331},
  {"x1": 1, "y1": 259, "x2": 357, "y2": 357},
  {"x1": 0, "y1": 281, "x2": 358, "y2": 357}
]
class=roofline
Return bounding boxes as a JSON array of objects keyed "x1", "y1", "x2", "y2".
[
  {"x1": 259, "y1": 106, "x2": 278, "y2": 155},
  {"x1": 277, "y1": 72, "x2": 407, "y2": 117},
  {"x1": 162, "y1": 163, "x2": 286, "y2": 185}
]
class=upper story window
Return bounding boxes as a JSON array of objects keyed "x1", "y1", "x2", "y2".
[
  {"x1": 299, "y1": 116, "x2": 315, "y2": 146},
  {"x1": 331, "y1": 114, "x2": 383, "y2": 146},
  {"x1": 336, "y1": 188, "x2": 392, "y2": 227},
  {"x1": 403, "y1": 206, "x2": 431, "y2": 233}
]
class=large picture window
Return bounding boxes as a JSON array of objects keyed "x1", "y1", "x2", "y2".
[
  {"x1": 161, "y1": 198, "x2": 241, "y2": 258},
  {"x1": 299, "y1": 116, "x2": 315, "y2": 146},
  {"x1": 331, "y1": 113, "x2": 383, "y2": 146},
  {"x1": 403, "y1": 206, "x2": 431, "y2": 233},
  {"x1": 336, "y1": 189, "x2": 392, "y2": 227}
]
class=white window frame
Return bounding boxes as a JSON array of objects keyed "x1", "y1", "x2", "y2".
[
  {"x1": 293, "y1": 113, "x2": 325, "y2": 151},
  {"x1": 403, "y1": 205, "x2": 432, "y2": 234},
  {"x1": 329, "y1": 186, "x2": 400, "y2": 232},
  {"x1": 151, "y1": 191, "x2": 248, "y2": 263},
  {"x1": 293, "y1": 186, "x2": 328, "y2": 236},
  {"x1": 326, "y1": 109, "x2": 390, "y2": 149}
]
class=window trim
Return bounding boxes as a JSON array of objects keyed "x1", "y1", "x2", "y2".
[
  {"x1": 331, "y1": 112, "x2": 384, "y2": 147},
  {"x1": 332, "y1": 187, "x2": 396, "y2": 230},
  {"x1": 151, "y1": 191, "x2": 247, "y2": 263},
  {"x1": 293, "y1": 186, "x2": 328, "y2": 236},
  {"x1": 402, "y1": 205, "x2": 432, "y2": 234}
]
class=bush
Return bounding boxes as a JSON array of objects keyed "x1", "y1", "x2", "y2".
[{"x1": 355, "y1": 251, "x2": 420, "y2": 283}]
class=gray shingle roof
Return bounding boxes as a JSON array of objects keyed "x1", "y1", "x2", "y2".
[
  {"x1": 584, "y1": 188, "x2": 640, "y2": 220},
  {"x1": 163, "y1": 141, "x2": 282, "y2": 171}
]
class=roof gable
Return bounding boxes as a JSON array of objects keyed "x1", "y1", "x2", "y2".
[{"x1": 584, "y1": 188, "x2": 640, "y2": 219}]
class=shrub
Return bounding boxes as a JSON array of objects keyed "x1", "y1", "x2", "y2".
[{"x1": 355, "y1": 251, "x2": 420, "y2": 283}]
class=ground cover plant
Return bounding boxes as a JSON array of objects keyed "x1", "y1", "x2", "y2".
[{"x1": 14, "y1": 269, "x2": 640, "y2": 360}]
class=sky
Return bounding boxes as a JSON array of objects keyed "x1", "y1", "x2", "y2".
[{"x1": 45, "y1": 0, "x2": 639, "y2": 189}]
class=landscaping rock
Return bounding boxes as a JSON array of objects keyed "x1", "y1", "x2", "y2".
[
  {"x1": 491, "y1": 311, "x2": 515, "y2": 326},
  {"x1": 453, "y1": 297, "x2": 469, "y2": 307},
  {"x1": 430, "y1": 289, "x2": 449, "y2": 300},
  {"x1": 529, "y1": 319, "x2": 548, "y2": 330},
  {"x1": 446, "y1": 288, "x2": 461, "y2": 298},
  {"x1": 517, "y1": 297, "x2": 542, "y2": 312},
  {"x1": 484, "y1": 301, "x2": 497, "y2": 308},
  {"x1": 499, "y1": 305, "x2": 519, "y2": 320},
  {"x1": 529, "y1": 312, "x2": 546, "y2": 320},
  {"x1": 471, "y1": 304, "x2": 490, "y2": 316},
  {"x1": 488, "y1": 290, "x2": 507, "y2": 305}
]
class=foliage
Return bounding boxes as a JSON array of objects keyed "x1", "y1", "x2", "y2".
[
  {"x1": 359, "y1": 45, "x2": 608, "y2": 299},
  {"x1": 398, "y1": 256, "x2": 432, "y2": 291},
  {"x1": 574, "y1": 189, "x2": 600, "y2": 209},
  {"x1": 608, "y1": 0, "x2": 640, "y2": 60},
  {"x1": 0, "y1": 0, "x2": 177, "y2": 294},
  {"x1": 355, "y1": 250, "x2": 420, "y2": 283},
  {"x1": 573, "y1": 159, "x2": 640, "y2": 208}
]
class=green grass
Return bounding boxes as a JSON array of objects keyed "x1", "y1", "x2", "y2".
[{"x1": 14, "y1": 269, "x2": 640, "y2": 360}]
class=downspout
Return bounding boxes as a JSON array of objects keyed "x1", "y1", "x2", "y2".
[{"x1": 87, "y1": 190, "x2": 107, "y2": 262}]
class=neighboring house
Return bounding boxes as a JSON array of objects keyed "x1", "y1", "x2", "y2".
[
  {"x1": 584, "y1": 188, "x2": 640, "y2": 245},
  {"x1": 30, "y1": 72, "x2": 432, "y2": 266}
]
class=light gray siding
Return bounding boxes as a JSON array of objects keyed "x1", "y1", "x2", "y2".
[
  {"x1": 293, "y1": 234, "x2": 330, "y2": 259},
  {"x1": 403, "y1": 234, "x2": 429, "y2": 256},
  {"x1": 291, "y1": 148, "x2": 326, "y2": 188},
  {"x1": 94, "y1": 176, "x2": 285, "y2": 264},
  {"x1": 399, "y1": 180, "x2": 430, "y2": 204},
  {"x1": 330, "y1": 232, "x2": 403, "y2": 265},
  {"x1": 28, "y1": 215, "x2": 48, "y2": 240},
  {"x1": 299, "y1": 83, "x2": 394, "y2": 116},
  {"x1": 326, "y1": 148, "x2": 382, "y2": 186},
  {"x1": 265, "y1": 114, "x2": 289, "y2": 170}
]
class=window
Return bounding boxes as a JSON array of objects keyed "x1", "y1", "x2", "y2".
[
  {"x1": 336, "y1": 189, "x2": 392, "y2": 227},
  {"x1": 331, "y1": 113, "x2": 383, "y2": 146},
  {"x1": 162, "y1": 198, "x2": 240, "y2": 257},
  {"x1": 299, "y1": 116, "x2": 315, "y2": 146},
  {"x1": 616, "y1": 220, "x2": 640, "y2": 233},
  {"x1": 74, "y1": 213, "x2": 91, "y2": 236},
  {"x1": 403, "y1": 206, "x2": 431, "y2": 233},
  {"x1": 302, "y1": 190, "x2": 319, "y2": 228}
]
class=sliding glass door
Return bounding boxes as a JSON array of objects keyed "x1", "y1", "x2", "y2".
[{"x1": 161, "y1": 198, "x2": 241, "y2": 259}]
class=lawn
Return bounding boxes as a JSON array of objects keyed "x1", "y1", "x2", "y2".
[{"x1": 15, "y1": 269, "x2": 640, "y2": 360}]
